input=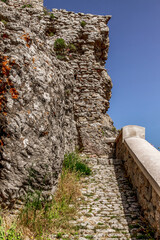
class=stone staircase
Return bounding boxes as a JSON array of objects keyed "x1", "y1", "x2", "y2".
[{"x1": 50, "y1": 157, "x2": 155, "y2": 240}]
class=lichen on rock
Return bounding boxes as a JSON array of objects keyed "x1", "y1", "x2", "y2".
[{"x1": 0, "y1": 0, "x2": 116, "y2": 208}]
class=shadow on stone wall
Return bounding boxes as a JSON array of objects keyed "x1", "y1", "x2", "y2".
[{"x1": 113, "y1": 160, "x2": 155, "y2": 239}]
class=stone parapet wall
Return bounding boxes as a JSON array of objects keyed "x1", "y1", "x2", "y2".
[{"x1": 116, "y1": 125, "x2": 160, "y2": 237}]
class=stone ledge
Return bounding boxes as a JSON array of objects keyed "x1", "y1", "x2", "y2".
[
  {"x1": 124, "y1": 137, "x2": 160, "y2": 197},
  {"x1": 105, "y1": 138, "x2": 116, "y2": 143}
]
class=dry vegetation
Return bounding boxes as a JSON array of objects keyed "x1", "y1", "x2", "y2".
[{"x1": 0, "y1": 153, "x2": 91, "y2": 240}]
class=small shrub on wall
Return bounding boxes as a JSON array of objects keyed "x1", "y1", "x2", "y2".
[
  {"x1": 50, "y1": 13, "x2": 55, "y2": 20},
  {"x1": 80, "y1": 20, "x2": 87, "y2": 27},
  {"x1": 54, "y1": 39, "x2": 77, "y2": 61},
  {"x1": 54, "y1": 38, "x2": 66, "y2": 51},
  {"x1": 22, "y1": 4, "x2": 33, "y2": 8},
  {"x1": 67, "y1": 43, "x2": 77, "y2": 52}
]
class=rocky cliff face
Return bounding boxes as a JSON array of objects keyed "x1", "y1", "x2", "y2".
[{"x1": 0, "y1": 0, "x2": 116, "y2": 207}]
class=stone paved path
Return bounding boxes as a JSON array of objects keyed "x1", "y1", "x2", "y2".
[{"x1": 68, "y1": 157, "x2": 155, "y2": 240}]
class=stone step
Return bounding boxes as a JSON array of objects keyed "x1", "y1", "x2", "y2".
[{"x1": 85, "y1": 157, "x2": 123, "y2": 166}]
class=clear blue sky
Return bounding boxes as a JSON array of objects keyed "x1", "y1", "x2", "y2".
[{"x1": 44, "y1": 0, "x2": 160, "y2": 148}]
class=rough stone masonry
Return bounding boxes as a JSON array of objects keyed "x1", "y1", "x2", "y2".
[{"x1": 0, "y1": 0, "x2": 116, "y2": 207}]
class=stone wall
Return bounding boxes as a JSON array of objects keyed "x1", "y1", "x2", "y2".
[
  {"x1": 51, "y1": 8, "x2": 116, "y2": 156},
  {"x1": 116, "y1": 126, "x2": 160, "y2": 237},
  {"x1": 7, "y1": 0, "x2": 43, "y2": 10},
  {"x1": 0, "y1": 0, "x2": 115, "y2": 207}
]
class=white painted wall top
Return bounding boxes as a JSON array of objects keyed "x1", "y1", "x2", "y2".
[
  {"x1": 125, "y1": 137, "x2": 160, "y2": 196},
  {"x1": 122, "y1": 125, "x2": 145, "y2": 142}
]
